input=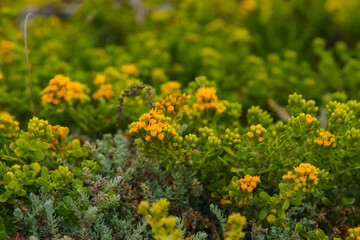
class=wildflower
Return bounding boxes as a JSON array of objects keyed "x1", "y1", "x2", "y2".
[
  {"x1": 347, "y1": 226, "x2": 360, "y2": 240},
  {"x1": 138, "y1": 199, "x2": 182, "y2": 240},
  {"x1": 247, "y1": 124, "x2": 266, "y2": 143},
  {"x1": 154, "y1": 94, "x2": 189, "y2": 117},
  {"x1": 161, "y1": 81, "x2": 181, "y2": 96},
  {"x1": 0, "y1": 112, "x2": 20, "y2": 139},
  {"x1": 121, "y1": 64, "x2": 139, "y2": 76},
  {"x1": 41, "y1": 75, "x2": 88, "y2": 105},
  {"x1": 314, "y1": 131, "x2": 336, "y2": 148},
  {"x1": 267, "y1": 214, "x2": 276, "y2": 224},
  {"x1": 193, "y1": 87, "x2": 226, "y2": 114},
  {"x1": 282, "y1": 163, "x2": 321, "y2": 194},
  {"x1": 151, "y1": 67, "x2": 167, "y2": 83},
  {"x1": 239, "y1": 0, "x2": 257, "y2": 17},
  {"x1": 93, "y1": 84, "x2": 114, "y2": 100},
  {"x1": 129, "y1": 109, "x2": 176, "y2": 142},
  {"x1": 1, "y1": 40, "x2": 15, "y2": 63},
  {"x1": 238, "y1": 175, "x2": 261, "y2": 193},
  {"x1": 48, "y1": 125, "x2": 69, "y2": 151},
  {"x1": 225, "y1": 213, "x2": 246, "y2": 240},
  {"x1": 93, "y1": 74, "x2": 106, "y2": 85}
]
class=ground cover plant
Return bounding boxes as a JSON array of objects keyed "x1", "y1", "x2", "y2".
[{"x1": 1, "y1": 0, "x2": 360, "y2": 239}]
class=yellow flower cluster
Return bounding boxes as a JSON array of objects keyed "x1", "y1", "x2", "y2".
[
  {"x1": 93, "y1": 84, "x2": 113, "y2": 100},
  {"x1": 0, "y1": 112, "x2": 20, "y2": 139},
  {"x1": 137, "y1": 199, "x2": 182, "y2": 240},
  {"x1": 121, "y1": 64, "x2": 139, "y2": 76},
  {"x1": 247, "y1": 124, "x2": 266, "y2": 142},
  {"x1": 155, "y1": 94, "x2": 189, "y2": 115},
  {"x1": 314, "y1": 131, "x2": 336, "y2": 148},
  {"x1": 193, "y1": 87, "x2": 226, "y2": 113},
  {"x1": 93, "y1": 74, "x2": 106, "y2": 85},
  {"x1": 238, "y1": 175, "x2": 261, "y2": 193},
  {"x1": 225, "y1": 213, "x2": 246, "y2": 240},
  {"x1": 161, "y1": 81, "x2": 181, "y2": 96},
  {"x1": 282, "y1": 163, "x2": 319, "y2": 194},
  {"x1": 48, "y1": 125, "x2": 69, "y2": 150},
  {"x1": 129, "y1": 110, "x2": 176, "y2": 141},
  {"x1": 92, "y1": 74, "x2": 114, "y2": 100},
  {"x1": 1, "y1": 40, "x2": 15, "y2": 63},
  {"x1": 299, "y1": 113, "x2": 317, "y2": 126},
  {"x1": 41, "y1": 75, "x2": 88, "y2": 105},
  {"x1": 347, "y1": 226, "x2": 360, "y2": 240}
]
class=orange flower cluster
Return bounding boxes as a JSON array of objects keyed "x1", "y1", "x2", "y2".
[
  {"x1": 48, "y1": 125, "x2": 69, "y2": 150},
  {"x1": 92, "y1": 74, "x2": 114, "y2": 100},
  {"x1": 93, "y1": 74, "x2": 106, "y2": 85},
  {"x1": 282, "y1": 163, "x2": 319, "y2": 194},
  {"x1": 238, "y1": 175, "x2": 261, "y2": 193},
  {"x1": 41, "y1": 75, "x2": 88, "y2": 105},
  {"x1": 0, "y1": 112, "x2": 20, "y2": 139},
  {"x1": 154, "y1": 94, "x2": 189, "y2": 115},
  {"x1": 129, "y1": 110, "x2": 176, "y2": 141},
  {"x1": 161, "y1": 81, "x2": 181, "y2": 95},
  {"x1": 121, "y1": 64, "x2": 139, "y2": 76},
  {"x1": 93, "y1": 84, "x2": 114, "y2": 100},
  {"x1": 314, "y1": 131, "x2": 336, "y2": 148},
  {"x1": 1, "y1": 40, "x2": 15, "y2": 63},
  {"x1": 247, "y1": 124, "x2": 266, "y2": 142},
  {"x1": 193, "y1": 87, "x2": 226, "y2": 113}
]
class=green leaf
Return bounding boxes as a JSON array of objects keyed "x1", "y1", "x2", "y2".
[
  {"x1": 31, "y1": 149, "x2": 44, "y2": 161},
  {"x1": 278, "y1": 183, "x2": 290, "y2": 193},
  {"x1": 259, "y1": 207, "x2": 269, "y2": 220},
  {"x1": 282, "y1": 199, "x2": 290, "y2": 210},
  {"x1": 15, "y1": 189, "x2": 26, "y2": 197},
  {"x1": 0, "y1": 191, "x2": 12, "y2": 202},
  {"x1": 16, "y1": 139, "x2": 30, "y2": 149},
  {"x1": 277, "y1": 208, "x2": 285, "y2": 219},
  {"x1": 341, "y1": 196, "x2": 355, "y2": 206},
  {"x1": 166, "y1": 161, "x2": 176, "y2": 171},
  {"x1": 259, "y1": 191, "x2": 270, "y2": 201},
  {"x1": 41, "y1": 167, "x2": 49, "y2": 179},
  {"x1": 321, "y1": 197, "x2": 333, "y2": 208},
  {"x1": 72, "y1": 179, "x2": 84, "y2": 190},
  {"x1": 36, "y1": 177, "x2": 51, "y2": 191}
]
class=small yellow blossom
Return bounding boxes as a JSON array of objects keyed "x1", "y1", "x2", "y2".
[
  {"x1": 193, "y1": 87, "x2": 226, "y2": 114},
  {"x1": 93, "y1": 74, "x2": 106, "y2": 85},
  {"x1": 129, "y1": 110, "x2": 177, "y2": 142},
  {"x1": 347, "y1": 226, "x2": 360, "y2": 240},
  {"x1": 154, "y1": 94, "x2": 189, "y2": 116},
  {"x1": 41, "y1": 75, "x2": 88, "y2": 105},
  {"x1": 0, "y1": 112, "x2": 20, "y2": 139},
  {"x1": 121, "y1": 64, "x2": 139, "y2": 76},
  {"x1": 48, "y1": 124, "x2": 69, "y2": 150},
  {"x1": 238, "y1": 175, "x2": 261, "y2": 193},
  {"x1": 1, "y1": 40, "x2": 15, "y2": 63},
  {"x1": 282, "y1": 163, "x2": 320, "y2": 194},
  {"x1": 247, "y1": 124, "x2": 266, "y2": 142},
  {"x1": 161, "y1": 81, "x2": 181, "y2": 96},
  {"x1": 267, "y1": 214, "x2": 276, "y2": 224},
  {"x1": 93, "y1": 84, "x2": 114, "y2": 100},
  {"x1": 314, "y1": 130, "x2": 336, "y2": 148}
]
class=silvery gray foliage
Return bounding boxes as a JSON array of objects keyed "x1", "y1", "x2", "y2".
[
  {"x1": 210, "y1": 203, "x2": 227, "y2": 235},
  {"x1": 128, "y1": 218, "x2": 148, "y2": 240},
  {"x1": 13, "y1": 190, "x2": 64, "y2": 239},
  {"x1": 85, "y1": 131, "x2": 129, "y2": 179}
]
